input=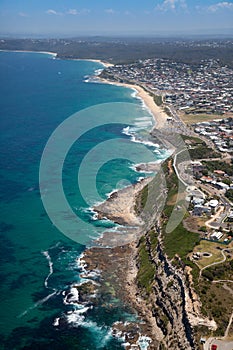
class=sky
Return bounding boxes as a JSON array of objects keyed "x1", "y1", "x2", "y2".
[{"x1": 0, "y1": 0, "x2": 233, "y2": 37}]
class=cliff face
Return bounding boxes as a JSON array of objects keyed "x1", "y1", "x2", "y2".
[
  {"x1": 136, "y1": 227, "x2": 216, "y2": 350},
  {"x1": 137, "y1": 229, "x2": 195, "y2": 349}
]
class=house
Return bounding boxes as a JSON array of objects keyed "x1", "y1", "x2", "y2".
[
  {"x1": 214, "y1": 170, "x2": 225, "y2": 176},
  {"x1": 200, "y1": 176, "x2": 214, "y2": 183},
  {"x1": 211, "y1": 231, "x2": 223, "y2": 240},
  {"x1": 192, "y1": 197, "x2": 205, "y2": 205},
  {"x1": 207, "y1": 199, "x2": 219, "y2": 211},
  {"x1": 186, "y1": 186, "x2": 206, "y2": 204},
  {"x1": 228, "y1": 211, "x2": 233, "y2": 222},
  {"x1": 215, "y1": 182, "x2": 230, "y2": 191},
  {"x1": 193, "y1": 205, "x2": 211, "y2": 216}
]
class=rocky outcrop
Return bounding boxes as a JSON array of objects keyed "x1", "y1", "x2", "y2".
[
  {"x1": 135, "y1": 225, "x2": 216, "y2": 350},
  {"x1": 136, "y1": 229, "x2": 195, "y2": 349}
]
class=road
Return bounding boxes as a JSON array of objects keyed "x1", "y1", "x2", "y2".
[
  {"x1": 173, "y1": 150, "x2": 190, "y2": 187},
  {"x1": 199, "y1": 248, "x2": 233, "y2": 278},
  {"x1": 224, "y1": 311, "x2": 233, "y2": 339},
  {"x1": 205, "y1": 206, "x2": 225, "y2": 229}
]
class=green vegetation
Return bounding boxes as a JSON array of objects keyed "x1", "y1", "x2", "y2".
[
  {"x1": 192, "y1": 240, "x2": 229, "y2": 269},
  {"x1": 199, "y1": 226, "x2": 207, "y2": 232},
  {"x1": 136, "y1": 156, "x2": 232, "y2": 338},
  {"x1": 226, "y1": 189, "x2": 233, "y2": 202},
  {"x1": 149, "y1": 229, "x2": 158, "y2": 254},
  {"x1": 198, "y1": 279, "x2": 233, "y2": 336},
  {"x1": 180, "y1": 113, "x2": 223, "y2": 124},
  {"x1": 162, "y1": 159, "x2": 200, "y2": 260},
  {"x1": 181, "y1": 135, "x2": 204, "y2": 144},
  {"x1": 203, "y1": 160, "x2": 233, "y2": 176},
  {"x1": 135, "y1": 184, "x2": 148, "y2": 215},
  {"x1": 153, "y1": 95, "x2": 163, "y2": 106},
  {"x1": 185, "y1": 258, "x2": 200, "y2": 285},
  {"x1": 137, "y1": 236, "x2": 156, "y2": 294},
  {"x1": 176, "y1": 137, "x2": 220, "y2": 163},
  {"x1": 194, "y1": 257, "x2": 233, "y2": 336},
  {"x1": 162, "y1": 160, "x2": 179, "y2": 218},
  {"x1": 163, "y1": 106, "x2": 172, "y2": 117},
  {"x1": 189, "y1": 144, "x2": 220, "y2": 160},
  {"x1": 164, "y1": 222, "x2": 200, "y2": 260},
  {"x1": 1, "y1": 38, "x2": 233, "y2": 67},
  {"x1": 207, "y1": 259, "x2": 233, "y2": 280},
  {"x1": 202, "y1": 270, "x2": 214, "y2": 281}
]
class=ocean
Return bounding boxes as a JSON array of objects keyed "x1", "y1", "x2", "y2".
[{"x1": 0, "y1": 51, "x2": 167, "y2": 349}]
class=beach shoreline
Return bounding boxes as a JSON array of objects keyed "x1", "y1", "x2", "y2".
[
  {"x1": 0, "y1": 49, "x2": 57, "y2": 57},
  {"x1": 81, "y1": 59, "x2": 114, "y2": 67},
  {"x1": 0, "y1": 50, "x2": 114, "y2": 68},
  {"x1": 86, "y1": 70, "x2": 172, "y2": 346},
  {"x1": 99, "y1": 78, "x2": 168, "y2": 130},
  {"x1": 57, "y1": 57, "x2": 114, "y2": 67}
]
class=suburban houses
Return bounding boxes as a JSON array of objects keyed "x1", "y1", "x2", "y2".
[
  {"x1": 102, "y1": 57, "x2": 233, "y2": 244},
  {"x1": 103, "y1": 58, "x2": 233, "y2": 115},
  {"x1": 194, "y1": 117, "x2": 233, "y2": 153}
]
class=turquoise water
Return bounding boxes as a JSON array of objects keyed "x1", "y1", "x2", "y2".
[{"x1": 0, "y1": 51, "x2": 166, "y2": 349}]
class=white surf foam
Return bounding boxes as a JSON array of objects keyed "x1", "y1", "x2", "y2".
[
  {"x1": 137, "y1": 335, "x2": 152, "y2": 350},
  {"x1": 42, "y1": 250, "x2": 54, "y2": 289},
  {"x1": 94, "y1": 68, "x2": 104, "y2": 76},
  {"x1": 17, "y1": 291, "x2": 57, "y2": 318},
  {"x1": 17, "y1": 249, "x2": 59, "y2": 318}
]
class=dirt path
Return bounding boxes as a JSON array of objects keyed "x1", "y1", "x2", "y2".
[{"x1": 205, "y1": 206, "x2": 224, "y2": 228}]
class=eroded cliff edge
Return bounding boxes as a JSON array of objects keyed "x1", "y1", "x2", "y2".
[{"x1": 83, "y1": 152, "x2": 219, "y2": 350}]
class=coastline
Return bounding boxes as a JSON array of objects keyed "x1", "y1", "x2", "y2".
[
  {"x1": 99, "y1": 78, "x2": 168, "y2": 130},
  {"x1": 58, "y1": 57, "x2": 114, "y2": 67},
  {"x1": 1, "y1": 49, "x2": 169, "y2": 346},
  {"x1": 85, "y1": 73, "x2": 171, "y2": 346},
  {"x1": 0, "y1": 49, "x2": 57, "y2": 57},
  {"x1": 82, "y1": 242, "x2": 162, "y2": 348},
  {"x1": 94, "y1": 177, "x2": 152, "y2": 227},
  {"x1": 0, "y1": 50, "x2": 113, "y2": 68},
  {"x1": 81, "y1": 58, "x2": 114, "y2": 68},
  {"x1": 1, "y1": 49, "x2": 166, "y2": 129}
]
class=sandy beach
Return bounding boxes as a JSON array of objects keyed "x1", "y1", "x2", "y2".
[
  {"x1": 82, "y1": 59, "x2": 114, "y2": 67},
  {"x1": 0, "y1": 49, "x2": 57, "y2": 57},
  {"x1": 62, "y1": 57, "x2": 114, "y2": 67},
  {"x1": 100, "y1": 78, "x2": 168, "y2": 130}
]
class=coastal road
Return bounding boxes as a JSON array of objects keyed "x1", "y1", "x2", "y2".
[{"x1": 173, "y1": 150, "x2": 190, "y2": 187}]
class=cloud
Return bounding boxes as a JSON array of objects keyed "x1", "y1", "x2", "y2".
[
  {"x1": 46, "y1": 8, "x2": 90, "y2": 16},
  {"x1": 18, "y1": 12, "x2": 28, "y2": 17},
  {"x1": 207, "y1": 1, "x2": 233, "y2": 12},
  {"x1": 67, "y1": 9, "x2": 78, "y2": 15},
  {"x1": 180, "y1": 0, "x2": 187, "y2": 9},
  {"x1": 105, "y1": 9, "x2": 116, "y2": 14},
  {"x1": 46, "y1": 9, "x2": 62, "y2": 16},
  {"x1": 157, "y1": 0, "x2": 176, "y2": 11},
  {"x1": 156, "y1": 0, "x2": 187, "y2": 11},
  {"x1": 66, "y1": 9, "x2": 90, "y2": 15}
]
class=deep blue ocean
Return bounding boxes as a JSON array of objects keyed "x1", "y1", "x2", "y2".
[{"x1": 0, "y1": 51, "x2": 167, "y2": 349}]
